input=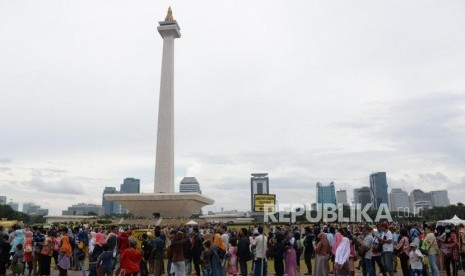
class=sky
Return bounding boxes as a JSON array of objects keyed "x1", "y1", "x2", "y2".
[{"x1": 1, "y1": 0, "x2": 464, "y2": 216}]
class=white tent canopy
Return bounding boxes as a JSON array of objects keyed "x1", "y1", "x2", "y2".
[
  {"x1": 186, "y1": 220, "x2": 198, "y2": 225},
  {"x1": 437, "y1": 215, "x2": 465, "y2": 226}
]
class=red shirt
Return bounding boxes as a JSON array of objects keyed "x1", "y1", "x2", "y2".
[{"x1": 120, "y1": 248, "x2": 142, "y2": 274}]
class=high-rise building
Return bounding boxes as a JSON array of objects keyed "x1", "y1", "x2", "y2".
[
  {"x1": 389, "y1": 188, "x2": 410, "y2": 211},
  {"x1": 316, "y1": 182, "x2": 336, "y2": 205},
  {"x1": 369, "y1": 172, "x2": 389, "y2": 209},
  {"x1": 358, "y1": 186, "x2": 372, "y2": 209},
  {"x1": 180, "y1": 177, "x2": 201, "y2": 193},
  {"x1": 102, "y1": 187, "x2": 120, "y2": 215},
  {"x1": 410, "y1": 189, "x2": 432, "y2": 210},
  {"x1": 0, "y1": 196, "x2": 6, "y2": 205},
  {"x1": 336, "y1": 190, "x2": 348, "y2": 205},
  {"x1": 121, "y1": 178, "x2": 140, "y2": 193},
  {"x1": 119, "y1": 178, "x2": 140, "y2": 214},
  {"x1": 62, "y1": 203, "x2": 104, "y2": 216},
  {"x1": 353, "y1": 188, "x2": 360, "y2": 204},
  {"x1": 22, "y1": 202, "x2": 48, "y2": 216},
  {"x1": 250, "y1": 173, "x2": 270, "y2": 212},
  {"x1": 430, "y1": 190, "x2": 450, "y2": 207}
]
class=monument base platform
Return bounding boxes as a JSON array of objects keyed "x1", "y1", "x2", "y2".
[{"x1": 104, "y1": 193, "x2": 214, "y2": 218}]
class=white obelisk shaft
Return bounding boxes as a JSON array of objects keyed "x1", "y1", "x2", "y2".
[{"x1": 155, "y1": 20, "x2": 181, "y2": 193}]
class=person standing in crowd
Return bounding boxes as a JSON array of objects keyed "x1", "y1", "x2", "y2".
[
  {"x1": 314, "y1": 232, "x2": 331, "y2": 276},
  {"x1": 226, "y1": 238, "x2": 238, "y2": 276},
  {"x1": 457, "y1": 223, "x2": 465, "y2": 272},
  {"x1": 183, "y1": 231, "x2": 192, "y2": 276},
  {"x1": 271, "y1": 230, "x2": 285, "y2": 276},
  {"x1": 51, "y1": 231, "x2": 61, "y2": 270},
  {"x1": 23, "y1": 230, "x2": 34, "y2": 276},
  {"x1": 89, "y1": 232, "x2": 105, "y2": 276},
  {"x1": 284, "y1": 237, "x2": 298, "y2": 276},
  {"x1": 237, "y1": 228, "x2": 250, "y2": 276},
  {"x1": 11, "y1": 244, "x2": 24, "y2": 276},
  {"x1": 140, "y1": 233, "x2": 150, "y2": 276},
  {"x1": 38, "y1": 231, "x2": 54, "y2": 276},
  {"x1": 356, "y1": 226, "x2": 375, "y2": 276},
  {"x1": 376, "y1": 223, "x2": 394, "y2": 276},
  {"x1": 293, "y1": 231, "x2": 302, "y2": 271},
  {"x1": 394, "y1": 228, "x2": 409, "y2": 276},
  {"x1": 423, "y1": 225, "x2": 439, "y2": 276},
  {"x1": 334, "y1": 237, "x2": 351, "y2": 276},
  {"x1": 408, "y1": 243, "x2": 424, "y2": 276},
  {"x1": 10, "y1": 230, "x2": 24, "y2": 258},
  {"x1": 191, "y1": 227, "x2": 203, "y2": 276},
  {"x1": 76, "y1": 228, "x2": 89, "y2": 276},
  {"x1": 0, "y1": 234, "x2": 11, "y2": 276},
  {"x1": 119, "y1": 237, "x2": 142, "y2": 276},
  {"x1": 32, "y1": 227, "x2": 45, "y2": 276},
  {"x1": 171, "y1": 231, "x2": 188, "y2": 276},
  {"x1": 212, "y1": 232, "x2": 226, "y2": 276},
  {"x1": 251, "y1": 226, "x2": 267, "y2": 276},
  {"x1": 302, "y1": 226, "x2": 314, "y2": 275},
  {"x1": 220, "y1": 226, "x2": 229, "y2": 253},
  {"x1": 57, "y1": 234, "x2": 72, "y2": 276},
  {"x1": 200, "y1": 240, "x2": 212, "y2": 276},
  {"x1": 440, "y1": 225, "x2": 459, "y2": 276},
  {"x1": 371, "y1": 226, "x2": 386, "y2": 276},
  {"x1": 151, "y1": 229, "x2": 165, "y2": 276}
]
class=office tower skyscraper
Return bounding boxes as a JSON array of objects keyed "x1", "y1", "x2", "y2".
[
  {"x1": 369, "y1": 172, "x2": 389, "y2": 209},
  {"x1": 336, "y1": 190, "x2": 348, "y2": 205},
  {"x1": 358, "y1": 186, "x2": 372, "y2": 209},
  {"x1": 389, "y1": 188, "x2": 410, "y2": 211},
  {"x1": 250, "y1": 173, "x2": 270, "y2": 212},
  {"x1": 180, "y1": 177, "x2": 201, "y2": 193},
  {"x1": 121, "y1": 178, "x2": 140, "y2": 193},
  {"x1": 316, "y1": 182, "x2": 337, "y2": 205},
  {"x1": 353, "y1": 188, "x2": 360, "y2": 204},
  {"x1": 430, "y1": 190, "x2": 450, "y2": 207},
  {"x1": 102, "y1": 187, "x2": 120, "y2": 215}
]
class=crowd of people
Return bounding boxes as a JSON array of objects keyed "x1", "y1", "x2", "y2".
[{"x1": 0, "y1": 221, "x2": 465, "y2": 276}]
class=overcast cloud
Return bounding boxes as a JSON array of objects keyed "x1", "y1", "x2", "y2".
[{"x1": 1, "y1": 0, "x2": 464, "y2": 215}]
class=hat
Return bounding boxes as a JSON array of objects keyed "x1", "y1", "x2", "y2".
[
  {"x1": 410, "y1": 243, "x2": 417, "y2": 247},
  {"x1": 147, "y1": 232, "x2": 152, "y2": 236},
  {"x1": 253, "y1": 229, "x2": 259, "y2": 235}
]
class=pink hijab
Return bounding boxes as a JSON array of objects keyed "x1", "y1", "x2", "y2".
[
  {"x1": 332, "y1": 232, "x2": 343, "y2": 255},
  {"x1": 95, "y1": 233, "x2": 106, "y2": 246}
]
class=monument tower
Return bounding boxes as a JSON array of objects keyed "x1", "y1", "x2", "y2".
[
  {"x1": 105, "y1": 7, "x2": 214, "y2": 217},
  {"x1": 154, "y1": 7, "x2": 179, "y2": 193}
]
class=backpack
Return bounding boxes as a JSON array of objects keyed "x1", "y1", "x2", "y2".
[{"x1": 97, "y1": 251, "x2": 116, "y2": 274}]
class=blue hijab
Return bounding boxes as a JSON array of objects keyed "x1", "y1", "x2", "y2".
[{"x1": 10, "y1": 229, "x2": 24, "y2": 253}]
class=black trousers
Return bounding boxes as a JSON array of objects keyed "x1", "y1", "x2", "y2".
[
  {"x1": 371, "y1": 255, "x2": 387, "y2": 276},
  {"x1": 304, "y1": 254, "x2": 312, "y2": 274},
  {"x1": 273, "y1": 256, "x2": 284, "y2": 276},
  {"x1": 399, "y1": 252, "x2": 409, "y2": 276}
]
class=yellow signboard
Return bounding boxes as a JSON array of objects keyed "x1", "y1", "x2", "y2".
[{"x1": 254, "y1": 194, "x2": 276, "y2": 212}]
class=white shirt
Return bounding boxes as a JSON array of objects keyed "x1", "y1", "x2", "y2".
[
  {"x1": 382, "y1": 231, "x2": 394, "y2": 252},
  {"x1": 254, "y1": 235, "x2": 268, "y2": 259},
  {"x1": 409, "y1": 249, "x2": 424, "y2": 270}
]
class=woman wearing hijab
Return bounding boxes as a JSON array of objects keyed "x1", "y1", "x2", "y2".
[
  {"x1": 212, "y1": 233, "x2": 226, "y2": 276},
  {"x1": 119, "y1": 237, "x2": 142, "y2": 276},
  {"x1": 335, "y1": 237, "x2": 351, "y2": 276},
  {"x1": 9, "y1": 230, "x2": 25, "y2": 256},
  {"x1": 284, "y1": 238, "x2": 298, "y2": 276},
  {"x1": 39, "y1": 232, "x2": 55, "y2": 276},
  {"x1": 57, "y1": 235, "x2": 72, "y2": 276},
  {"x1": 89, "y1": 232, "x2": 106, "y2": 276},
  {"x1": 314, "y1": 232, "x2": 331, "y2": 276},
  {"x1": 23, "y1": 230, "x2": 33, "y2": 276}
]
